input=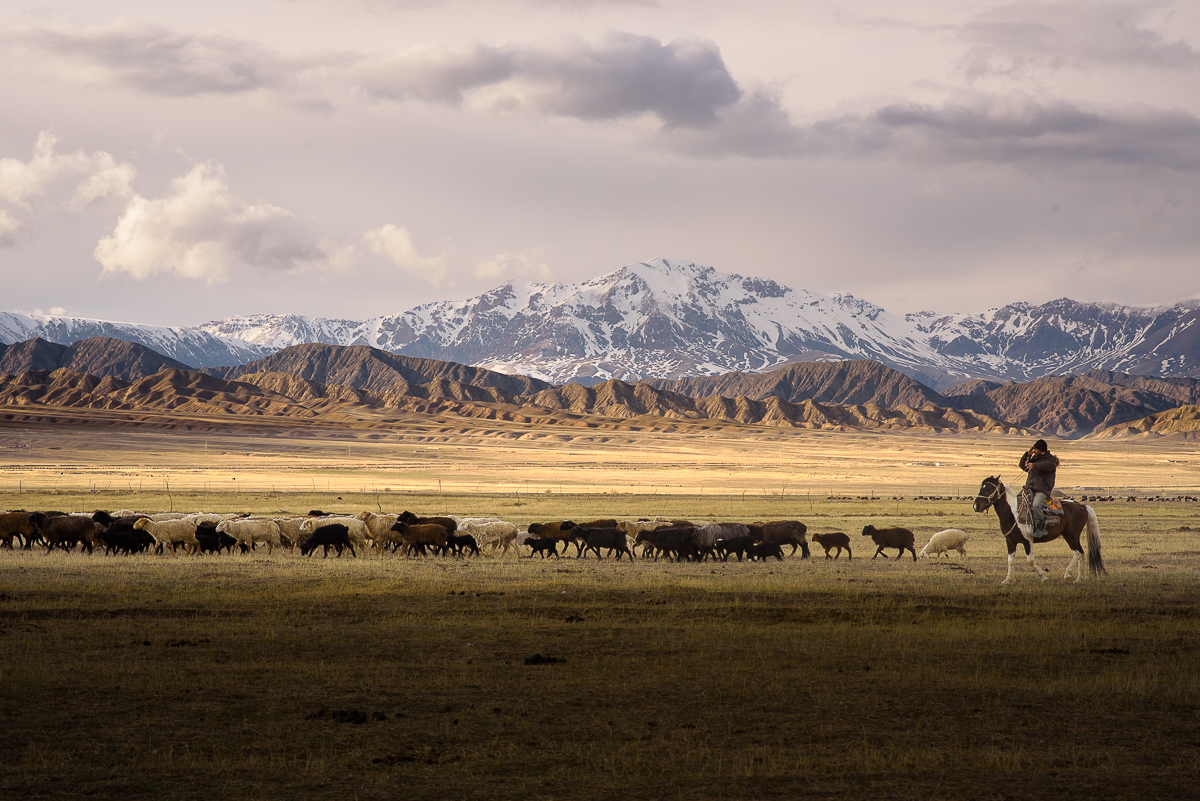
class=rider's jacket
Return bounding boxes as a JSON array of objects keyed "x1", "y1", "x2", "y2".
[{"x1": 1019, "y1": 451, "x2": 1058, "y2": 496}]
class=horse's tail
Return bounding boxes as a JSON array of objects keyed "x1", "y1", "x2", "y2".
[{"x1": 1085, "y1": 506, "x2": 1106, "y2": 577}]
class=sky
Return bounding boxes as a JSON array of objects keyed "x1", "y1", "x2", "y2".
[{"x1": 1, "y1": 0, "x2": 1198, "y2": 328}]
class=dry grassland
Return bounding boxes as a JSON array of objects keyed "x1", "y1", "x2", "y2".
[{"x1": 2, "y1": 422, "x2": 1199, "y2": 799}]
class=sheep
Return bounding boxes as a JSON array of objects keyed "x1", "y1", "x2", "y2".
[
  {"x1": 272, "y1": 517, "x2": 312, "y2": 552},
  {"x1": 443, "y1": 533, "x2": 481, "y2": 558},
  {"x1": 862, "y1": 525, "x2": 917, "y2": 561},
  {"x1": 29, "y1": 512, "x2": 103, "y2": 554},
  {"x1": 573, "y1": 527, "x2": 633, "y2": 560},
  {"x1": 527, "y1": 521, "x2": 578, "y2": 547},
  {"x1": 525, "y1": 537, "x2": 560, "y2": 558},
  {"x1": 389, "y1": 521, "x2": 448, "y2": 556},
  {"x1": 300, "y1": 524, "x2": 356, "y2": 558},
  {"x1": 747, "y1": 542, "x2": 784, "y2": 562},
  {"x1": 357, "y1": 512, "x2": 400, "y2": 541},
  {"x1": 0, "y1": 512, "x2": 36, "y2": 549},
  {"x1": 919, "y1": 529, "x2": 969, "y2": 559},
  {"x1": 147, "y1": 512, "x2": 190, "y2": 522},
  {"x1": 749, "y1": 520, "x2": 810, "y2": 558},
  {"x1": 194, "y1": 524, "x2": 240, "y2": 556},
  {"x1": 133, "y1": 517, "x2": 201, "y2": 556},
  {"x1": 456, "y1": 519, "x2": 520, "y2": 556},
  {"x1": 397, "y1": 511, "x2": 458, "y2": 534},
  {"x1": 299, "y1": 517, "x2": 370, "y2": 554},
  {"x1": 94, "y1": 528, "x2": 145, "y2": 556},
  {"x1": 811, "y1": 532, "x2": 852, "y2": 559},
  {"x1": 715, "y1": 535, "x2": 757, "y2": 562},
  {"x1": 216, "y1": 518, "x2": 283, "y2": 556},
  {"x1": 635, "y1": 526, "x2": 697, "y2": 561},
  {"x1": 694, "y1": 523, "x2": 750, "y2": 561}
]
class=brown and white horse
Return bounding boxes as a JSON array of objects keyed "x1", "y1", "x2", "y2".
[{"x1": 972, "y1": 476, "x2": 1106, "y2": 584}]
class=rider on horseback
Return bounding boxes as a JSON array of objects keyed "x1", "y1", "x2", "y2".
[{"x1": 1020, "y1": 439, "x2": 1058, "y2": 539}]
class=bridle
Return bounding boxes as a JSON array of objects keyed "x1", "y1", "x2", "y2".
[{"x1": 974, "y1": 477, "x2": 1022, "y2": 540}]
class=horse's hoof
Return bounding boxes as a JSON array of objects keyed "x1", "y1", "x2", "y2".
[
  {"x1": 1000, "y1": 579, "x2": 1011, "y2": 585},
  {"x1": 1040, "y1": 575, "x2": 1050, "y2": 582}
]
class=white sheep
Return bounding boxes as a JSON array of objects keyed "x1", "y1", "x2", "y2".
[
  {"x1": 133, "y1": 518, "x2": 201, "y2": 556},
  {"x1": 357, "y1": 512, "x2": 400, "y2": 546},
  {"x1": 299, "y1": 516, "x2": 370, "y2": 554},
  {"x1": 457, "y1": 519, "x2": 520, "y2": 556},
  {"x1": 271, "y1": 517, "x2": 312, "y2": 552},
  {"x1": 217, "y1": 518, "x2": 283, "y2": 555},
  {"x1": 918, "y1": 529, "x2": 969, "y2": 559},
  {"x1": 148, "y1": 512, "x2": 189, "y2": 522}
]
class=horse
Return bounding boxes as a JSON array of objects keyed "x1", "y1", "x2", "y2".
[{"x1": 972, "y1": 476, "x2": 1106, "y2": 585}]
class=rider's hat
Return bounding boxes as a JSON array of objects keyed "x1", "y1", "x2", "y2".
[{"x1": 1033, "y1": 439, "x2": 1049, "y2": 451}]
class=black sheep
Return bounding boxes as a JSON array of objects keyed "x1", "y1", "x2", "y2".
[{"x1": 300, "y1": 524, "x2": 356, "y2": 558}]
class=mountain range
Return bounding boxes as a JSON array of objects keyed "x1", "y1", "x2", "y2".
[
  {"x1": 4, "y1": 259, "x2": 1199, "y2": 389},
  {"x1": 2, "y1": 335, "x2": 1199, "y2": 438}
]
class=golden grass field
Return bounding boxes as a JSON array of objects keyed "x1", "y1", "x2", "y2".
[{"x1": 2, "y1": 420, "x2": 1199, "y2": 799}]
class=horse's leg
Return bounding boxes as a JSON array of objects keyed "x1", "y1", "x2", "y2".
[
  {"x1": 1002, "y1": 541, "x2": 1018, "y2": 584},
  {"x1": 1026, "y1": 547, "x2": 1050, "y2": 581},
  {"x1": 1064, "y1": 549, "x2": 1082, "y2": 582}
]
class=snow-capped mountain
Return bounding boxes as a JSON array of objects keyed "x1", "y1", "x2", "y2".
[
  {"x1": 0, "y1": 311, "x2": 272, "y2": 369},
  {"x1": 195, "y1": 259, "x2": 1200, "y2": 388},
  {"x1": 6, "y1": 259, "x2": 1199, "y2": 388}
]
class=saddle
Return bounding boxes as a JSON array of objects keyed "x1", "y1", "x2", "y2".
[{"x1": 1017, "y1": 489, "x2": 1065, "y2": 528}]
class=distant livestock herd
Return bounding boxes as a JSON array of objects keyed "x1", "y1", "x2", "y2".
[{"x1": 0, "y1": 508, "x2": 970, "y2": 564}]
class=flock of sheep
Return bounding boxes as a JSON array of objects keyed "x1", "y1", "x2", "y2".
[{"x1": 0, "y1": 507, "x2": 971, "y2": 563}]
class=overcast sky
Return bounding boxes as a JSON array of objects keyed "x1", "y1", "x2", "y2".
[{"x1": 2, "y1": 0, "x2": 1198, "y2": 327}]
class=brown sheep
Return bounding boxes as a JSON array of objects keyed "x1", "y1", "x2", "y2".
[
  {"x1": 749, "y1": 520, "x2": 810, "y2": 558},
  {"x1": 390, "y1": 521, "x2": 448, "y2": 556},
  {"x1": 527, "y1": 521, "x2": 577, "y2": 542},
  {"x1": 0, "y1": 512, "x2": 36, "y2": 549},
  {"x1": 862, "y1": 524, "x2": 916, "y2": 561},
  {"x1": 397, "y1": 511, "x2": 458, "y2": 534},
  {"x1": 811, "y1": 532, "x2": 852, "y2": 559}
]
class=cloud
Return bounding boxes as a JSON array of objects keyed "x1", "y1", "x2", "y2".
[
  {"x1": 668, "y1": 89, "x2": 1200, "y2": 170},
  {"x1": 352, "y1": 32, "x2": 741, "y2": 128},
  {"x1": 95, "y1": 162, "x2": 351, "y2": 284},
  {"x1": 958, "y1": 1, "x2": 1200, "y2": 80},
  {"x1": 0, "y1": 131, "x2": 135, "y2": 246},
  {"x1": 474, "y1": 251, "x2": 555, "y2": 283},
  {"x1": 8, "y1": 23, "x2": 324, "y2": 97},
  {"x1": 363, "y1": 224, "x2": 450, "y2": 285},
  {"x1": 0, "y1": 210, "x2": 20, "y2": 248}
]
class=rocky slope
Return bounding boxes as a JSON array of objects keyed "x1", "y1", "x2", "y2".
[
  {"x1": 650, "y1": 360, "x2": 946, "y2": 408},
  {"x1": 1085, "y1": 405, "x2": 1200, "y2": 440},
  {"x1": 211, "y1": 343, "x2": 550, "y2": 398},
  {"x1": 0, "y1": 337, "x2": 192, "y2": 381}
]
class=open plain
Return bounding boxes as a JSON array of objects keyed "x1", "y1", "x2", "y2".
[{"x1": 2, "y1": 416, "x2": 1199, "y2": 799}]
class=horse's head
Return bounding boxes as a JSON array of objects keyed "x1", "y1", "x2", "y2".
[{"x1": 973, "y1": 476, "x2": 1004, "y2": 513}]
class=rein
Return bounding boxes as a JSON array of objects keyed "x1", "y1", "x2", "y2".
[{"x1": 977, "y1": 480, "x2": 1023, "y2": 540}]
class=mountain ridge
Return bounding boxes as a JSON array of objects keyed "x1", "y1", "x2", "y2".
[{"x1": 7, "y1": 259, "x2": 1200, "y2": 387}]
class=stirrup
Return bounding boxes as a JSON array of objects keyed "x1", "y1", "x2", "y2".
[{"x1": 1030, "y1": 528, "x2": 1047, "y2": 540}]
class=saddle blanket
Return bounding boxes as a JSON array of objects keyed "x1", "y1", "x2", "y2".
[{"x1": 1018, "y1": 490, "x2": 1065, "y2": 527}]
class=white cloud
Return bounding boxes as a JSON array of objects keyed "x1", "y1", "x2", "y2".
[
  {"x1": 363, "y1": 224, "x2": 450, "y2": 285},
  {"x1": 95, "y1": 162, "x2": 351, "y2": 284},
  {"x1": 0, "y1": 131, "x2": 135, "y2": 247},
  {"x1": 474, "y1": 251, "x2": 555, "y2": 283}
]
